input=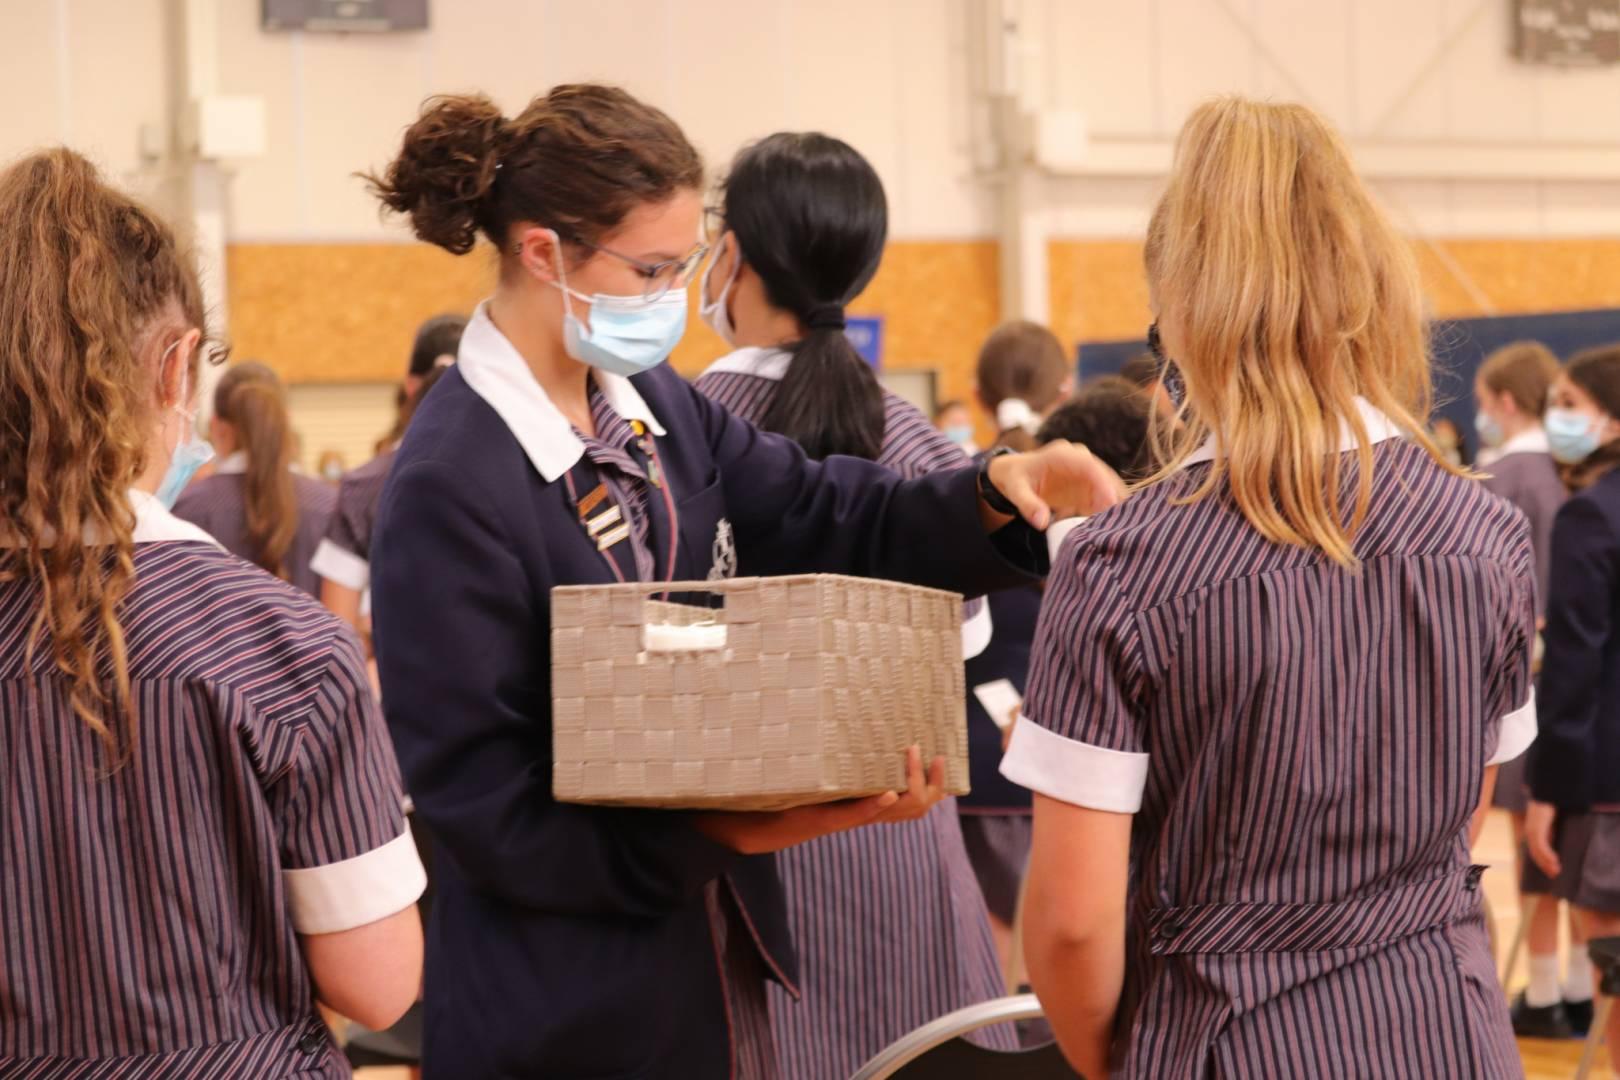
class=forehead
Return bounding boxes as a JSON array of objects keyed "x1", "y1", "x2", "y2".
[{"x1": 599, "y1": 189, "x2": 702, "y2": 255}]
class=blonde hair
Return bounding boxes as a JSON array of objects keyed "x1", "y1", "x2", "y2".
[{"x1": 1143, "y1": 97, "x2": 1458, "y2": 567}]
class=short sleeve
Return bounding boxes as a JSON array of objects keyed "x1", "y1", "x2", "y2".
[
  {"x1": 272, "y1": 634, "x2": 424, "y2": 934},
  {"x1": 1000, "y1": 534, "x2": 1148, "y2": 812},
  {"x1": 310, "y1": 486, "x2": 371, "y2": 591},
  {"x1": 1485, "y1": 525, "x2": 1538, "y2": 768}
]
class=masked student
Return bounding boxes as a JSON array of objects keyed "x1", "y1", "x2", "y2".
[
  {"x1": 693, "y1": 131, "x2": 1018, "y2": 1077},
  {"x1": 363, "y1": 85, "x2": 1121, "y2": 1080},
  {"x1": 0, "y1": 148, "x2": 424, "y2": 1077},
  {"x1": 1525, "y1": 345, "x2": 1620, "y2": 1074}
]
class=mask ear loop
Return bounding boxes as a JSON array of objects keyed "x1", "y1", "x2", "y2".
[{"x1": 160, "y1": 338, "x2": 196, "y2": 458}]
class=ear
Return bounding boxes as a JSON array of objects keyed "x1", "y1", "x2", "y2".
[
  {"x1": 159, "y1": 327, "x2": 203, "y2": 408},
  {"x1": 1057, "y1": 374, "x2": 1077, "y2": 400},
  {"x1": 513, "y1": 225, "x2": 565, "y2": 286}
]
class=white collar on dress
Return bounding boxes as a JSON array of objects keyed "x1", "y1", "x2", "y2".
[
  {"x1": 215, "y1": 451, "x2": 248, "y2": 475},
  {"x1": 1179, "y1": 397, "x2": 1406, "y2": 470},
  {"x1": 129, "y1": 489, "x2": 223, "y2": 546},
  {"x1": 1498, "y1": 427, "x2": 1550, "y2": 456},
  {"x1": 0, "y1": 489, "x2": 222, "y2": 548},
  {"x1": 701, "y1": 346, "x2": 793, "y2": 383},
  {"x1": 456, "y1": 301, "x2": 668, "y2": 482}
]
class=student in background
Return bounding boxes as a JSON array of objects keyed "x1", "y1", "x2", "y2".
[
  {"x1": 313, "y1": 316, "x2": 465, "y2": 635},
  {"x1": 693, "y1": 131, "x2": 1014, "y2": 1077},
  {"x1": 1473, "y1": 340, "x2": 1586, "y2": 1037},
  {"x1": 1038, "y1": 377, "x2": 1157, "y2": 484},
  {"x1": 956, "y1": 375, "x2": 1158, "y2": 988},
  {"x1": 172, "y1": 361, "x2": 336, "y2": 598},
  {"x1": 934, "y1": 398, "x2": 979, "y2": 456},
  {"x1": 364, "y1": 86, "x2": 1117, "y2": 1080},
  {"x1": 1117, "y1": 350, "x2": 1178, "y2": 421},
  {"x1": 1527, "y1": 345, "x2": 1620, "y2": 1073},
  {"x1": 376, "y1": 314, "x2": 467, "y2": 456},
  {"x1": 975, "y1": 320, "x2": 1074, "y2": 452},
  {"x1": 1009, "y1": 99, "x2": 1532, "y2": 1079},
  {"x1": 0, "y1": 147, "x2": 424, "y2": 1076}
]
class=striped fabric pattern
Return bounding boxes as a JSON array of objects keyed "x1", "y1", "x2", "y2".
[
  {"x1": 0, "y1": 538, "x2": 410, "y2": 1078},
  {"x1": 1018, "y1": 439, "x2": 1533, "y2": 1078},
  {"x1": 323, "y1": 448, "x2": 396, "y2": 568},
  {"x1": 172, "y1": 472, "x2": 338, "y2": 598},
  {"x1": 693, "y1": 364, "x2": 1013, "y2": 1079},
  {"x1": 579, "y1": 383, "x2": 657, "y2": 583}
]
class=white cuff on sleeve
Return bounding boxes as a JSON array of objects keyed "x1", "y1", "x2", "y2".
[
  {"x1": 1489, "y1": 689, "x2": 1538, "y2": 767},
  {"x1": 310, "y1": 538, "x2": 370, "y2": 592},
  {"x1": 961, "y1": 601, "x2": 993, "y2": 660},
  {"x1": 1046, "y1": 516, "x2": 1087, "y2": 563},
  {"x1": 284, "y1": 829, "x2": 426, "y2": 934},
  {"x1": 999, "y1": 714, "x2": 1149, "y2": 813}
]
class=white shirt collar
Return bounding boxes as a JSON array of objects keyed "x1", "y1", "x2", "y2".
[
  {"x1": 215, "y1": 451, "x2": 248, "y2": 475},
  {"x1": 1498, "y1": 427, "x2": 1550, "y2": 456},
  {"x1": 457, "y1": 301, "x2": 668, "y2": 483},
  {"x1": 1180, "y1": 397, "x2": 1406, "y2": 470},
  {"x1": 0, "y1": 489, "x2": 221, "y2": 548},
  {"x1": 702, "y1": 346, "x2": 793, "y2": 382},
  {"x1": 129, "y1": 489, "x2": 223, "y2": 546}
]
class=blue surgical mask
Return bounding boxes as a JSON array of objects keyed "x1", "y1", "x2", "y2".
[
  {"x1": 153, "y1": 340, "x2": 215, "y2": 508},
  {"x1": 943, "y1": 424, "x2": 975, "y2": 446},
  {"x1": 1546, "y1": 407, "x2": 1606, "y2": 464},
  {"x1": 1474, "y1": 410, "x2": 1505, "y2": 449},
  {"x1": 699, "y1": 233, "x2": 740, "y2": 348},
  {"x1": 547, "y1": 230, "x2": 687, "y2": 377}
]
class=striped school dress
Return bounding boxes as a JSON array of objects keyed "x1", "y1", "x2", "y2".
[
  {"x1": 696, "y1": 347, "x2": 1014, "y2": 1079},
  {"x1": 1003, "y1": 400, "x2": 1535, "y2": 1078},
  {"x1": 172, "y1": 451, "x2": 338, "y2": 598},
  {"x1": 0, "y1": 489, "x2": 425, "y2": 1078},
  {"x1": 310, "y1": 448, "x2": 396, "y2": 600}
]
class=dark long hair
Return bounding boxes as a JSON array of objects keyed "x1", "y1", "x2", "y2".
[
  {"x1": 722, "y1": 133, "x2": 888, "y2": 461},
  {"x1": 1562, "y1": 345, "x2": 1620, "y2": 491}
]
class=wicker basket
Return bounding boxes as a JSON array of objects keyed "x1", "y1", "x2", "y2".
[{"x1": 551, "y1": 574, "x2": 969, "y2": 810}]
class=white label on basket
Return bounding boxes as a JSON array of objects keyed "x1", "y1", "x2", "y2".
[
  {"x1": 643, "y1": 622, "x2": 729, "y2": 653},
  {"x1": 974, "y1": 679, "x2": 1022, "y2": 732}
]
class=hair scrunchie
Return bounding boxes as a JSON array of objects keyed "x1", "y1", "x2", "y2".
[{"x1": 805, "y1": 303, "x2": 847, "y2": 331}]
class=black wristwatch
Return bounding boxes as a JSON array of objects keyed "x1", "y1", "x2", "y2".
[{"x1": 977, "y1": 447, "x2": 1019, "y2": 517}]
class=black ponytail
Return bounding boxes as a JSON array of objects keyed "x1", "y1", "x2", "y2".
[{"x1": 721, "y1": 132, "x2": 887, "y2": 461}]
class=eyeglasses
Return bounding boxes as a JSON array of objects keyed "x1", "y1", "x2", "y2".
[{"x1": 569, "y1": 234, "x2": 710, "y2": 302}]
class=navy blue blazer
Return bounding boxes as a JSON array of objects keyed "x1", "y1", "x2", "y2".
[
  {"x1": 1531, "y1": 465, "x2": 1620, "y2": 810},
  {"x1": 371, "y1": 363, "x2": 1045, "y2": 1079}
]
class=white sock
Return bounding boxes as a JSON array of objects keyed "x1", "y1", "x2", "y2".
[
  {"x1": 1564, "y1": 953, "x2": 1596, "y2": 1004},
  {"x1": 1527, "y1": 954, "x2": 1563, "y2": 1007}
]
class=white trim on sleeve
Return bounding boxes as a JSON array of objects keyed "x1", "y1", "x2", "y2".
[
  {"x1": 999, "y1": 714, "x2": 1149, "y2": 813},
  {"x1": 283, "y1": 829, "x2": 426, "y2": 934},
  {"x1": 310, "y1": 537, "x2": 370, "y2": 592},
  {"x1": 961, "y1": 601, "x2": 993, "y2": 660},
  {"x1": 1489, "y1": 689, "x2": 1538, "y2": 767}
]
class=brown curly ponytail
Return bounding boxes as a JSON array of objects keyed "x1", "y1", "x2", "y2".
[
  {"x1": 0, "y1": 148, "x2": 216, "y2": 766},
  {"x1": 365, "y1": 84, "x2": 703, "y2": 255}
]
